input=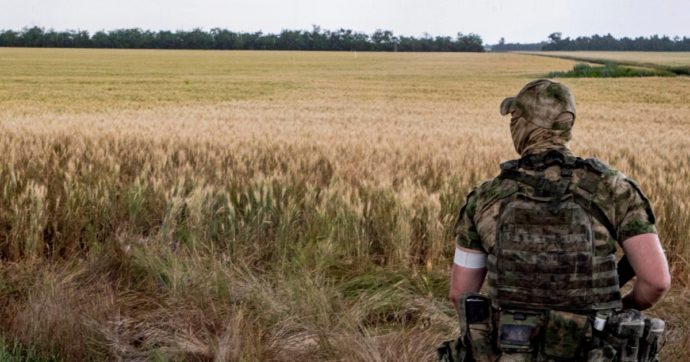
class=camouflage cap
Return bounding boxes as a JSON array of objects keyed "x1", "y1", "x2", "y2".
[{"x1": 500, "y1": 79, "x2": 576, "y2": 130}]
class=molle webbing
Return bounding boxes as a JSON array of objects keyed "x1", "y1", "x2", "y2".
[
  {"x1": 486, "y1": 255, "x2": 621, "y2": 309},
  {"x1": 499, "y1": 166, "x2": 618, "y2": 241},
  {"x1": 490, "y1": 154, "x2": 622, "y2": 311},
  {"x1": 498, "y1": 155, "x2": 618, "y2": 241}
]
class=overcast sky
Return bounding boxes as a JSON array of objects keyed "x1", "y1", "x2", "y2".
[{"x1": 2, "y1": 0, "x2": 688, "y2": 44}]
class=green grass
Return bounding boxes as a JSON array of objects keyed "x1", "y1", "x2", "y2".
[
  {"x1": 0, "y1": 339, "x2": 59, "y2": 362},
  {"x1": 548, "y1": 63, "x2": 675, "y2": 78},
  {"x1": 668, "y1": 66, "x2": 690, "y2": 75},
  {"x1": 524, "y1": 51, "x2": 690, "y2": 76}
]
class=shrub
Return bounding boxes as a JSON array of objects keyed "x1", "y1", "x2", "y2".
[{"x1": 548, "y1": 63, "x2": 675, "y2": 78}]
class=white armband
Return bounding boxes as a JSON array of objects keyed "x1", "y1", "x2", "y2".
[{"x1": 454, "y1": 248, "x2": 487, "y2": 269}]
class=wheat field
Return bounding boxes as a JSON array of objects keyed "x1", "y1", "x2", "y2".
[{"x1": 0, "y1": 48, "x2": 689, "y2": 361}]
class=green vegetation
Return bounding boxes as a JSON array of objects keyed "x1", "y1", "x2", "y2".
[
  {"x1": 668, "y1": 66, "x2": 690, "y2": 75},
  {"x1": 548, "y1": 63, "x2": 675, "y2": 78},
  {"x1": 528, "y1": 52, "x2": 690, "y2": 76},
  {"x1": 0, "y1": 26, "x2": 485, "y2": 52},
  {"x1": 542, "y1": 32, "x2": 690, "y2": 51},
  {"x1": 493, "y1": 33, "x2": 690, "y2": 51},
  {"x1": 0, "y1": 339, "x2": 58, "y2": 362}
]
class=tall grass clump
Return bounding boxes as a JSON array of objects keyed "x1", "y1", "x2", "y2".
[
  {"x1": 0, "y1": 132, "x2": 461, "y2": 360},
  {"x1": 548, "y1": 63, "x2": 675, "y2": 78}
]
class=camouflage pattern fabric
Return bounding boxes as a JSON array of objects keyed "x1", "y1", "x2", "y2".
[
  {"x1": 510, "y1": 115, "x2": 573, "y2": 156},
  {"x1": 500, "y1": 79, "x2": 576, "y2": 130},
  {"x1": 457, "y1": 78, "x2": 656, "y2": 255},
  {"x1": 487, "y1": 187, "x2": 622, "y2": 310},
  {"x1": 501, "y1": 79, "x2": 576, "y2": 156},
  {"x1": 542, "y1": 310, "x2": 590, "y2": 359},
  {"x1": 455, "y1": 157, "x2": 657, "y2": 255}
]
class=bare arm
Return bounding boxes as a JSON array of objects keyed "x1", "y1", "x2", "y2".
[
  {"x1": 621, "y1": 233, "x2": 671, "y2": 310},
  {"x1": 448, "y1": 247, "x2": 488, "y2": 310}
]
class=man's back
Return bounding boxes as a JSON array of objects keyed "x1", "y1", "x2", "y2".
[
  {"x1": 458, "y1": 149, "x2": 656, "y2": 301},
  {"x1": 444, "y1": 79, "x2": 669, "y2": 362},
  {"x1": 457, "y1": 150, "x2": 656, "y2": 268}
]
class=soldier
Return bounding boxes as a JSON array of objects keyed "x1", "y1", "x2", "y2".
[{"x1": 442, "y1": 79, "x2": 670, "y2": 362}]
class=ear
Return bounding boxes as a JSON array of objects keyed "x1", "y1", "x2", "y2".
[{"x1": 500, "y1": 97, "x2": 515, "y2": 115}]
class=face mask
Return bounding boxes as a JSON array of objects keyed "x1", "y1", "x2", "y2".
[{"x1": 510, "y1": 114, "x2": 574, "y2": 156}]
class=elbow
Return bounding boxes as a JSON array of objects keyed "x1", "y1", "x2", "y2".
[
  {"x1": 626, "y1": 274, "x2": 671, "y2": 311},
  {"x1": 653, "y1": 272, "x2": 671, "y2": 296},
  {"x1": 448, "y1": 291, "x2": 460, "y2": 308},
  {"x1": 640, "y1": 272, "x2": 671, "y2": 300}
]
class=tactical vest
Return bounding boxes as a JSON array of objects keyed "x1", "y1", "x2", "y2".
[{"x1": 487, "y1": 150, "x2": 622, "y2": 312}]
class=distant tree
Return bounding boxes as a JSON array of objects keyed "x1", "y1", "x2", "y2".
[
  {"x1": 179, "y1": 28, "x2": 213, "y2": 49},
  {"x1": 548, "y1": 32, "x2": 562, "y2": 43},
  {"x1": 491, "y1": 37, "x2": 545, "y2": 52},
  {"x1": 211, "y1": 28, "x2": 235, "y2": 50},
  {"x1": 371, "y1": 29, "x2": 395, "y2": 51},
  {"x1": 155, "y1": 30, "x2": 178, "y2": 49},
  {"x1": 0, "y1": 30, "x2": 19, "y2": 46},
  {"x1": 91, "y1": 31, "x2": 112, "y2": 48},
  {"x1": 456, "y1": 33, "x2": 484, "y2": 52},
  {"x1": 21, "y1": 26, "x2": 46, "y2": 47},
  {"x1": 74, "y1": 30, "x2": 91, "y2": 47}
]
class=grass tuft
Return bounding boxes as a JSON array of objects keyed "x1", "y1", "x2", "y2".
[{"x1": 548, "y1": 63, "x2": 675, "y2": 78}]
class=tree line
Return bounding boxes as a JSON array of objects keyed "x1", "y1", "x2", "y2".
[
  {"x1": 0, "y1": 26, "x2": 484, "y2": 52},
  {"x1": 542, "y1": 33, "x2": 690, "y2": 51},
  {"x1": 491, "y1": 38, "x2": 546, "y2": 52},
  {"x1": 492, "y1": 33, "x2": 690, "y2": 52}
]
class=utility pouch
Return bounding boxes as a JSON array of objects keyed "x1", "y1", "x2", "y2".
[
  {"x1": 497, "y1": 309, "x2": 543, "y2": 353},
  {"x1": 462, "y1": 294, "x2": 491, "y2": 326},
  {"x1": 639, "y1": 318, "x2": 665, "y2": 362},
  {"x1": 607, "y1": 309, "x2": 646, "y2": 362},
  {"x1": 458, "y1": 294, "x2": 495, "y2": 362},
  {"x1": 542, "y1": 310, "x2": 589, "y2": 359}
]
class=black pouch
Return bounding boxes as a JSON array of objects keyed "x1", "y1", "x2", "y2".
[
  {"x1": 464, "y1": 294, "x2": 491, "y2": 325},
  {"x1": 459, "y1": 294, "x2": 495, "y2": 362},
  {"x1": 542, "y1": 310, "x2": 589, "y2": 359}
]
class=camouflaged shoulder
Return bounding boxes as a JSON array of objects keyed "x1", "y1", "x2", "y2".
[
  {"x1": 589, "y1": 163, "x2": 657, "y2": 242},
  {"x1": 457, "y1": 188, "x2": 478, "y2": 221},
  {"x1": 454, "y1": 186, "x2": 483, "y2": 251},
  {"x1": 473, "y1": 176, "x2": 519, "y2": 219},
  {"x1": 623, "y1": 178, "x2": 656, "y2": 224}
]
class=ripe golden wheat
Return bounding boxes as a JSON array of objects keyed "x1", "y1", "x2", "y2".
[{"x1": 0, "y1": 48, "x2": 689, "y2": 360}]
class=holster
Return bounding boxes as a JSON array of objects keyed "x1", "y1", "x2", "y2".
[{"x1": 458, "y1": 294, "x2": 497, "y2": 362}]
